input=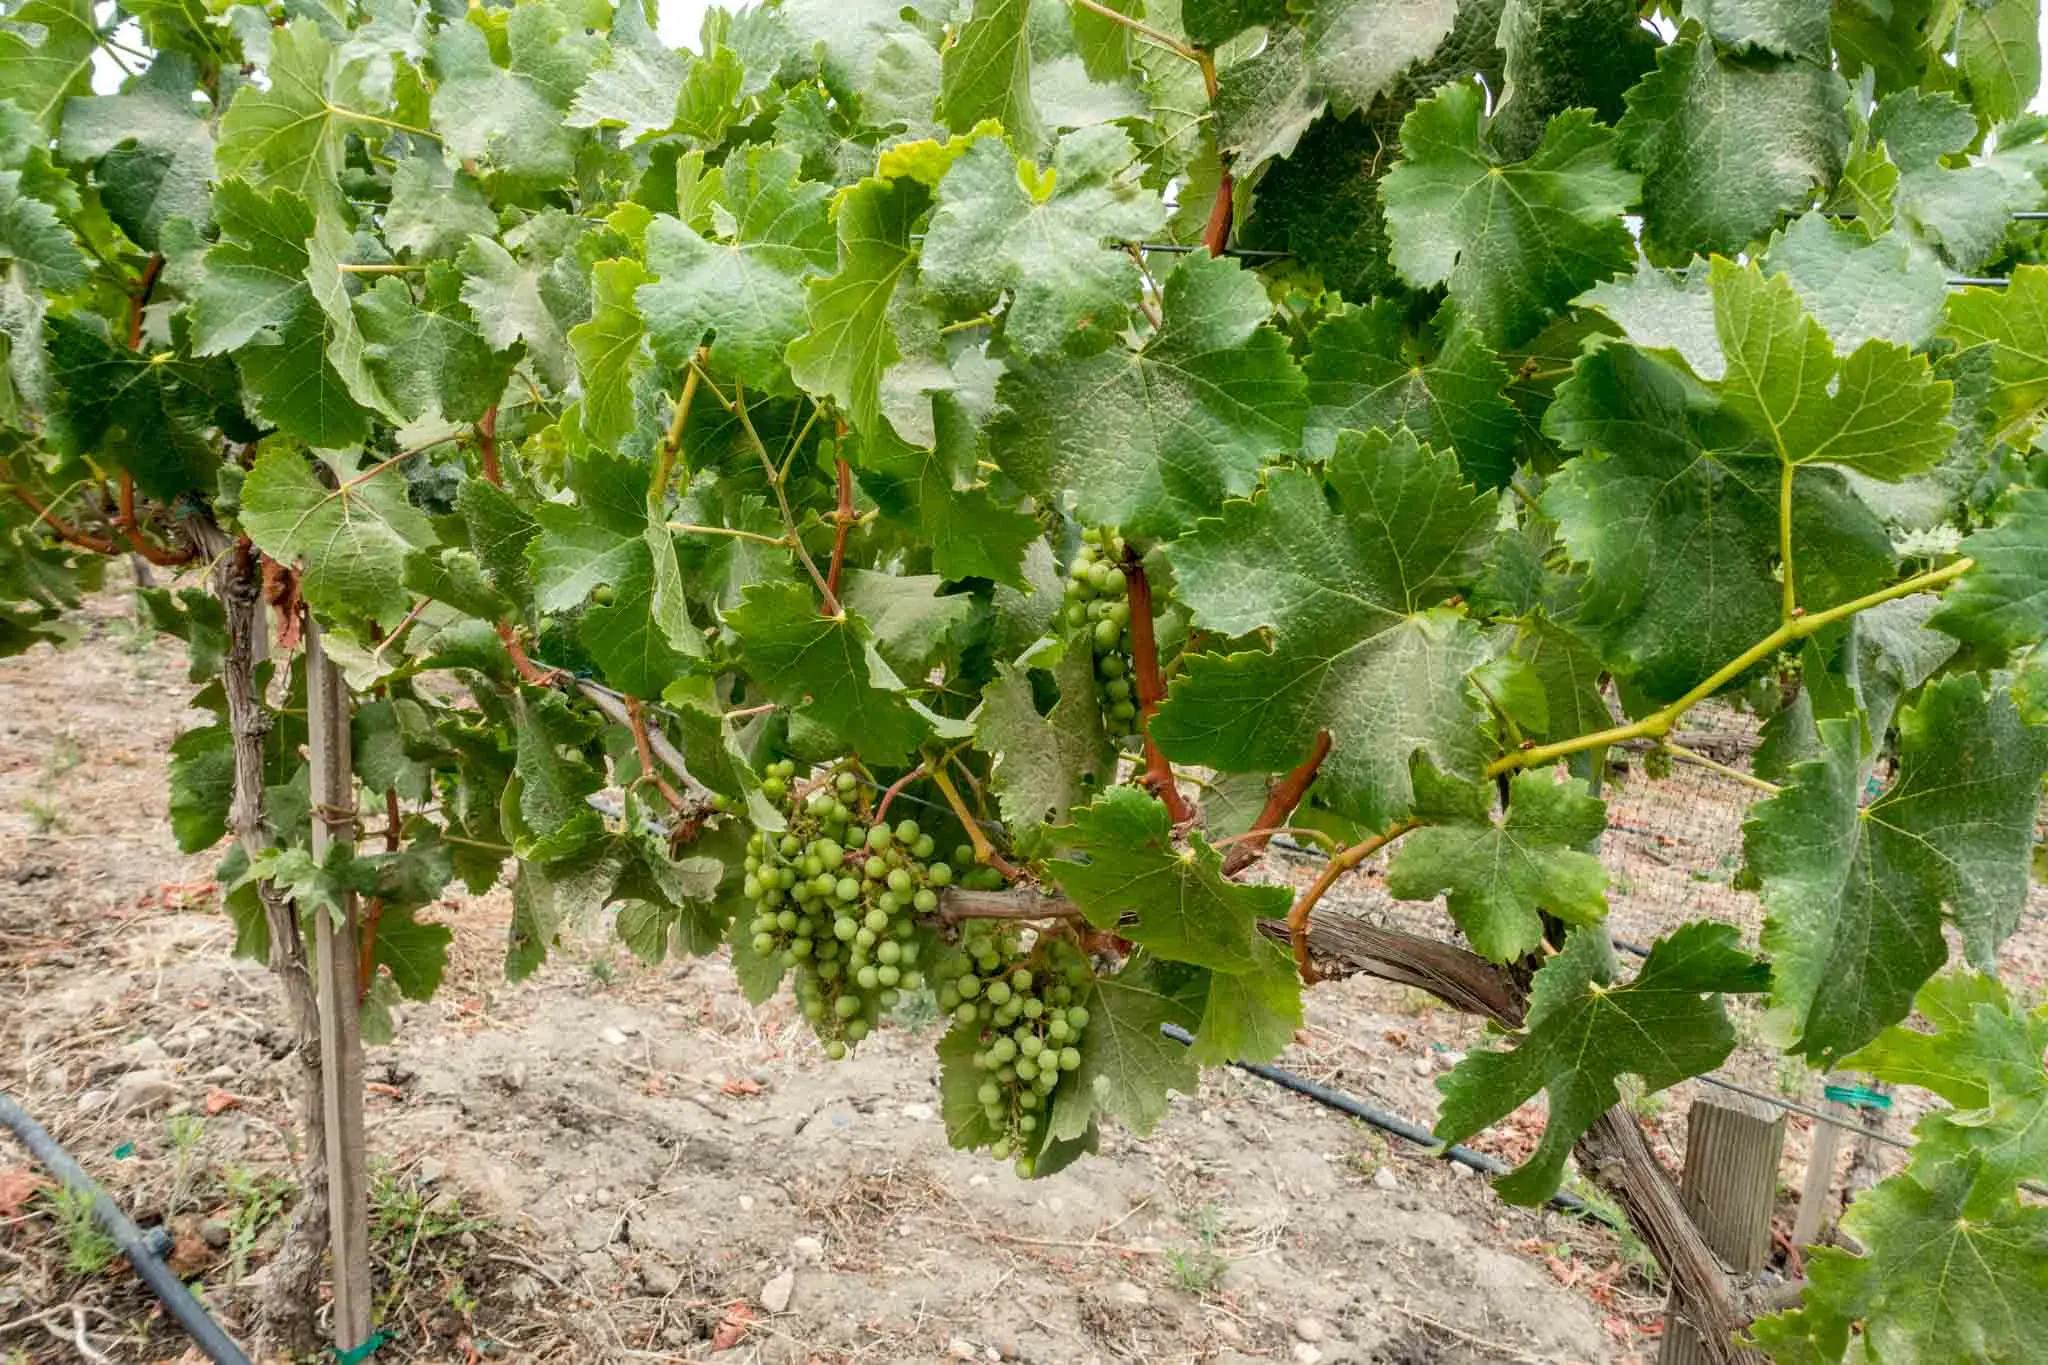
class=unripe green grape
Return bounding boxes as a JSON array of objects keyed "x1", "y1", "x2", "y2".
[
  {"x1": 877, "y1": 892, "x2": 901, "y2": 915},
  {"x1": 1019, "y1": 1114, "x2": 1038, "y2": 1134},
  {"x1": 1011, "y1": 969, "x2": 1033, "y2": 992},
  {"x1": 835, "y1": 877, "x2": 860, "y2": 902},
  {"x1": 989, "y1": 1036, "x2": 1016, "y2": 1064},
  {"x1": 864, "y1": 907, "x2": 889, "y2": 933},
  {"x1": 775, "y1": 909, "x2": 798, "y2": 931},
  {"x1": 1063, "y1": 604, "x2": 1088, "y2": 628},
  {"x1": 778, "y1": 833, "x2": 801, "y2": 856},
  {"x1": 978, "y1": 1080, "x2": 1001, "y2": 1107},
  {"x1": 938, "y1": 986, "x2": 960, "y2": 1011},
  {"x1": 1106, "y1": 601, "x2": 1131, "y2": 625},
  {"x1": 986, "y1": 980, "x2": 1013, "y2": 1005},
  {"x1": 746, "y1": 832, "x2": 763, "y2": 853},
  {"x1": 856, "y1": 965, "x2": 880, "y2": 989},
  {"x1": 817, "y1": 960, "x2": 841, "y2": 981},
  {"x1": 817, "y1": 840, "x2": 846, "y2": 872},
  {"x1": 1017, "y1": 1090, "x2": 1040, "y2": 1111},
  {"x1": 1103, "y1": 677, "x2": 1132, "y2": 702},
  {"x1": 801, "y1": 853, "x2": 823, "y2": 877},
  {"x1": 855, "y1": 927, "x2": 877, "y2": 948},
  {"x1": 1048, "y1": 1018, "x2": 1070, "y2": 1042},
  {"x1": 954, "y1": 845, "x2": 975, "y2": 868},
  {"x1": 835, "y1": 772, "x2": 857, "y2": 794},
  {"x1": 812, "y1": 872, "x2": 836, "y2": 896},
  {"x1": 877, "y1": 939, "x2": 902, "y2": 965},
  {"x1": 877, "y1": 964, "x2": 900, "y2": 986},
  {"x1": 1066, "y1": 1005, "x2": 1090, "y2": 1029},
  {"x1": 879, "y1": 987, "x2": 900, "y2": 1007},
  {"x1": 1016, "y1": 1057, "x2": 1038, "y2": 1082},
  {"x1": 996, "y1": 1065, "x2": 1016, "y2": 1084},
  {"x1": 711, "y1": 792, "x2": 732, "y2": 811},
  {"x1": 912, "y1": 834, "x2": 935, "y2": 859},
  {"x1": 776, "y1": 866, "x2": 797, "y2": 889},
  {"x1": 865, "y1": 824, "x2": 893, "y2": 851},
  {"x1": 955, "y1": 1002, "x2": 978, "y2": 1023},
  {"x1": 957, "y1": 974, "x2": 981, "y2": 999},
  {"x1": 762, "y1": 776, "x2": 786, "y2": 799},
  {"x1": 991, "y1": 1139, "x2": 1012, "y2": 1162},
  {"x1": 901, "y1": 970, "x2": 923, "y2": 990},
  {"x1": 825, "y1": 1040, "x2": 847, "y2": 1060},
  {"x1": 801, "y1": 996, "x2": 823, "y2": 1019},
  {"x1": 1036, "y1": 1069, "x2": 1059, "y2": 1094},
  {"x1": 845, "y1": 1019, "x2": 869, "y2": 1041},
  {"x1": 1019, "y1": 1034, "x2": 1044, "y2": 1058},
  {"x1": 912, "y1": 888, "x2": 938, "y2": 914},
  {"x1": 791, "y1": 881, "x2": 813, "y2": 905},
  {"x1": 886, "y1": 867, "x2": 913, "y2": 895},
  {"x1": 743, "y1": 874, "x2": 762, "y2": 899},
  {"x1": 1050, "y1": 985, "x2": 1073, "y2": 1006},
  {"x1": 1110, "y1": 700, "x2": 1136, "y2": 721},
  {"x1": 761, "y1": 886, "x2": 785, "y2": 908},
  {"x1": 752, "y1": 932, "x2": 776, "y2": 955},
  {"x1": 927, "y1": 862, "x2": 954, "y2": 888},
  {"x1": 791, "y1": 937, "x2": 813, "y2": 959},
  {"x1": 1059, "y1": 1046, "x2": 1081, "y2": 1071},
  {"x1": 1085, "y1": 599, "x2": 1108, "y2": 621},
  {"x1": 1099, "y1": 654, "x2": 1125, "y2": 679},
  {"x1": 1014, "y1": 1157, "x2": 1035, "y2": 1180},
  {"x1": 1093, "y1": 618, "x2": 1120, "y2": 649},
  {"x1": 1064, "y1": 579, "x2": 1086, "y2": 602}
]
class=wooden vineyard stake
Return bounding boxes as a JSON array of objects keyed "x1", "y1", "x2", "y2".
[
  {"x1": 1660, "y1": 1091, "x2": 1786, "y2": 1365},
  {"x1": 1790, "y1": 1076, "x2": 1853, "y2": 1251},
  {"x1": 307, "y1": 614, "x2": 373, "y2": 1350}
]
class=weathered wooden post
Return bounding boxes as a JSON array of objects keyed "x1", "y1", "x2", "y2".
[
  {"x1": 307, "y1": 613, "x2": 372, "y2": 1350},
  {"x1": 1660, "y1": 1091, "x2": 1786, "y2": 1365}
]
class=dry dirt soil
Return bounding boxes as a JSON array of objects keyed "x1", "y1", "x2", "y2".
[{"x1": 4, "y1": 586, "x2": 2041, "y2": 1365}]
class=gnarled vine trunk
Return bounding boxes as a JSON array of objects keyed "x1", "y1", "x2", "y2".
[{"x1": 200, "y1": 524, "x2": 330, "y2": 1355}]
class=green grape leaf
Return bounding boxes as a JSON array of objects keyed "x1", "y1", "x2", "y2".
[
  {"x1": 1383, "y1": 81, "x2": 1637, "y2": 348},
  {"x1": 566, "y1": 0, "x2": 688, "y2": 142},
  {"x1": 1749, "y1": 1158, "x2": 2048, "y2": 1365},
  {"x1": 1154, "y1": 427, "x2": 1493, "y2": 826},
  {"x1": 638, "y1": 145, "x2": 836, "y2": 393},
  {"x1": 430, "y1": 19, "x2": 579, "y2": 185},
  {"x1": 921, "y1": 128, "x2": 1166, "y2": 361},
  {"x1": 216, "y1": 20, "x2": 373, "y2": 214},
  {"x1": 57, "y1": 63, "x2": 216, "y2": 250},
  {"x1": 1930, "y1": 488, "x2": 2048, "y2": 655},
  {"x1": 787, "y1": 174, "x2": 927, "y2": 434},
  {"x1": 1049, "y1": 955, "x2": 1201, "y2": 1140},
  {"x1": 568, "y1": 258, "x2": 651, "y2": 447},
  {"x1": 1300, "y1": 0, "x2": 1460, "y2": 117},
  {"x1": 353, "y1": 267, "x2": 510, "y2": 425},
  {"x1": 384, "y1": 153, "x2": 498, "y2": 262},
  {"x1": 167, "y1": 724, "x2": 234, "y2": 853},
  {"x1": 508, "y1": 692, "x2": 606, "y2": 864},
  {"x1": 353, "y1": 698, "x2": 432, "y2": 803},
  {"x1": 0, "y1": 0, "x2": 97, "y2": 131},
  {"x1": 1760, "y1": 212, "x2": 1949, "y2": 355},
  {"x1": 371, "y1": 907, "x2": 452, "y2": 1001},
  {"x1": 1436, "y1": 922, "x2": 1768, "y2": 1203},
  {"x1": 1301, "y1": 299, "x2": 1519, "y2": 487},
  {"x1": 1746, "y1": 677, "x2": 2048, "y2": 1065},
  {"x1": 1940, "y1": 266, "x2": 2048, "y2": 444},
  {"x1": 1543, "y1": 339, "x2": 1896, "y2": 699},
  {"x1": 240, "y1": 446, "x2": 436, "y2": 625},
  {"x1": 1385, "y1": 766, "x2": 1609, "y2": 964},
  {"x1": 854, "y1": 395, "x2": 1039, "y2": 589},
  {"x1": 41, "y1": 313, "x2": 237, "y2": 500},
  {"x1": 938, "y1": 0, "x2": 1042, "y2": 152},
  {"x1": 1685, "y1": 0, "x2": 1828, "y2": 62},
  {"x1": 1183, "y1": 939, "x2": 1304, "y2": 1066},
  {"x1": 1874, "y1": 90, "x2": 2022, "y2": 273},
  {"x1": 183, "y1": 181, "x2": 374, "y2": 448},
  {"x1": 1213, "y1": 28, "x2": 1326, "y2": 172},
  {"x1": 1957, "y1": 0, "x2": 2040, "y2": 126},
  {"x1": 1842, "y1": 973, "x2": 2048, "y2": 1196},
  {"x1": 458, "y1": 234, "x2": 579, "y2": 392},
  {"x1": 1710, "y1": 258, "x2": 1953, "y2": 480},
  {"x1": 580, "y1": 554, "x2": 700, "y2": 698},
  {"x1": 528, "y1": 451, "x2": 651, "y2": 612},
  {"x1": 1616, "y1": 28, "x2": 1848, "y2": 265},
  {"x1": 0, "y1": 170, "x2": 83, "y2": 293},
  {"x1": 1492, "y1": 0, "x2": 1657, "y2": 160},
  {"x1": 1575, "y1": 258, "x2": 1722, "y2": 381},
  {"x1": 991, "y1": 250, "x2": 1307, "y2": 540},
  {"x1": 726, "y1": 580, "x2": 931, "y2": 761},
  {"x1": 838, "y1": 569, "x2": 975, "y2": 678},
  {"x1": 978, "y1": 640, "x2": 1116, "y2": 833},
  {"x1": 458, "y1": 477, "x2": 538, "y2": 612},
  {"x1": 1049, "y1": 787, "x2": 1292, "y2": 973}
]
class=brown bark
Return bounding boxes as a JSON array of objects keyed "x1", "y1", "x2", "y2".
[
  {"x1": 200, "y1": 525, "x2": 329, "y2": 1356},
  {"x1": 1118, "y1": 546, "x2": 1194, "y2": 823},
  {"x1": 1222, "y1": 730, "x2": 1331, "y2": 875}
]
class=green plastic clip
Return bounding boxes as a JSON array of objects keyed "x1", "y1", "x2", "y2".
[
  {"x1": 112, "y1": 1142, "x2": 136, "y2": 1159},
  {"x1": 1822, "y1": 1083, "x2": 1892, "y2": 1111},
  {"x1": 334, "y1": 1331, "x2": 388, "y2": 1365}
]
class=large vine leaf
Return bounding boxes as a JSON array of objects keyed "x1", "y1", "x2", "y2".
[
  {"x1": 990, "y1": 250, "x2": 1307, "y2": 540},
  {"x1": 1616, "y1": 27, "x2": 1848, "y2": 264},
  {"x1": 1047, "y1": 787, "x2": 1293, "y2": 973},
  {"x1": 0, "y1": 0, "x2": 96, "y2": 132},
  {"x1": 1382, "y1": 80, "x2": 1637, "y2": 349},
  {"x1": 1301, "y1": 298, "x2": 1519, "y2": 486},
  {"x1": 1939, "y1": 266, "x2": 2048, "y2": 445},
  {"x1": 978, "y1": 640, "x2": 1117, "y2": 833},
  {"x1": 920, "y1": 128, "x2": 1166, "y2": 361},
  {"x1": 638, "y1": 144, "x2": 836, "y2": 394},
  {"x1": 568, "y1": 258, "x2": 650, "y2": 447},
  {"x1": 1930, "y1": 489, "x2": 2048, "y2": 655},
  {"x1": 1744, "y1": 676, "x2": 2048, "y2": 1065},
  {"x1": 1153, "y1": 426, "x2": 1493, "y2": 826},
  {"x1": 217, "y1": 20, "x2": 376, "y2": 214},
  {"x1": 725, "y1": 580, "x2": 930, "y2": 761},
  {"x1": 239, "y1": 446, "x2": 437, "y2": 625},
  {"x1": 1048, "y1": 954, "x2": 1201, "y2": 1140},
  {"x1": 1435, "y1": 922, "x2": 1768, "y2": 1204},
  {"x1": 786, "y1": 174, "x2": 927, "y2": 434},
  {"x1": 429, "y1": 11, "x2": 588, "y2": 185},
  {"x1": 1385, "y1": 765, "x2": 1609, "y2": 963},
  {"x1": 41, "y1": 313, "x2": 240, "y2": 499},
  {"x1": 937, "y1": 0, "x2": 1042, "y2": 151}
]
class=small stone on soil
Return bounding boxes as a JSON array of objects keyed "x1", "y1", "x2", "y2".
[
  {"x1": 113, "y1": 1070, "x2": 175, "y2": 1114},
  {"x1": 639, "y1": 1262, "x2": 681, "y2": 1297},
  {"x1": 417, "y1": 1156, "x2": 447, "y2": 1185},
  {"x1": 1293, "y1": 1317, "x2": 1326, "y2": 1343},
  {"x1": 946, "y1": 1339, "x2": 977, "y2": 1360},
  {"x1": 600, "y1": 1026, "x2": 630, "y2": 1047},
  {"x1": 901, "y1": 1102, "x2": 934, "y2": 1122},
  {"x1": 1291, "y1": 1345, "x2": 1323, "y2": 1365},
  {"x1": 1373, "y1": 1165, "x2": 1398, "y2": 1191},
  {"x1": 1110, "y1": 1281, "x2": 1149, "y2": 1308},
  {"x1": 761, "y1": 1267, "x2": 795, "y2": 1313},
  {"x1": 1410, "y1": 1056, "x2": 1434, "y2": 1077},
  {"x1": 199, "y1": 1218, "x2": 231, "y2": 1249},
  {"x1": 791, "y1": 1235, "x2": 824, "y2": 1263}
]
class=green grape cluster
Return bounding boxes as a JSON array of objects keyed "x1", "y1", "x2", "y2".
[
  {"x1": 1061, "y1": 528, "x2": 1138, "y2": 737},
  {"x1": 939, "y1": 926, "x2": 1095, "y2": 1179},
  {"x1": 741, "y1": 761, "x2": 954, "y2": 1059}
]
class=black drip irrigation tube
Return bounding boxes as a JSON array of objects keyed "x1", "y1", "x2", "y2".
[
  {"x1": 1158, "y1": 1024, "x2": 1620, "y2": 1229},
  {"x1": 0, "y1": 1092, "x2": 254, "y2": 1365}
]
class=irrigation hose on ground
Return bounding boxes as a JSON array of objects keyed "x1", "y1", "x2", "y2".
[
  {"x1": 0, "y1": 1092, "x2": 254, "y2": 1365},
  {"x1": 1158, "y1": 1024, "x2": 1619, "y2": 1228}
]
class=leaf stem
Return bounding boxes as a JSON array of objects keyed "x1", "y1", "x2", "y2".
[
  {"x1": 9, "y1": 485, "x2": 117, "y2": 555},
  {"x1": 1487, "y1": 557, "x2": 1976, "y2": 779},
  {"x1": 1208, "y1": 824, "x2": 1339, "y2": 855},
  {"x1": 477, "y1": 407, "x2": 501, "y2": 485},
  {"x1": 1221, "y1": 730, "x2": 1331, "y2": 875},
  {"x1": 1779, "y1": 461, "x2": 1797, "y2": 622},
  {"x1": 327, "y1": 103, "x2": 440, "y2": 140},
  {"x1": 1659, "y1": 741, "x2": 1781, "y2": 795},
  {"x1": 665, "y1": 521, "x2": 792, "y2": 547},
  {"x1": 874, "y1": 764, "x2": 927, "y2": 823},
  {"x1": 938, "y1": 314, "x2": 996, "y2": 334},
  {"x1": 1119, "y1": 545, "x2": 1195, "y2": 824},
  {"x1": 626, "y1": 697, "x2": 686, "y2": 811},
  {"x1": 1067, "y1": 0, "x2": 1202, "y2": 65},
  {"x1": 1286, "y1": 818, "x2": 1423, "y2": 983},
  {"x1": 336, "y1": 263, "x2": 426, "y2": 274},
  {"x1": 735, "y1": 382, "x2": 840, "y2": 615},
  {"x1": 651, "y1": 355, "x2": 703, "y2": 506},
  {"x1": 825, "y1": 454, "x2": 854, "y2": 610},
  {"x1": 928, "y1": 759, "x2": 1019, "y2": 878},
  {"x1": 339, "y1": 433, "x2": 466, "y2": 493}
]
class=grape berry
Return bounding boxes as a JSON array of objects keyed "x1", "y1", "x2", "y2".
[
  {"x1": 1062, "y1": 528, "x2": 1138, "y2": 738},
  {"x1": 939, "y1": 924, "x2": 1094, "y2": 1180}
]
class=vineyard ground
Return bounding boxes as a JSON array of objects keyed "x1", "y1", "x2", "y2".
[{"x1": 4, "y1": 586, "x2": 2043, "y2": 1365}]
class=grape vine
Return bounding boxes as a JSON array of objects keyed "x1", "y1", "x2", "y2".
[{"x1": 5, "y1": 0, "x2": 2048, "y2": 1358}]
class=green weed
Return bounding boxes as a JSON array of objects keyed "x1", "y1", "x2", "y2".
[{"x1": 52, "y1": 1185, "x2": 117, "y2": 1275}]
